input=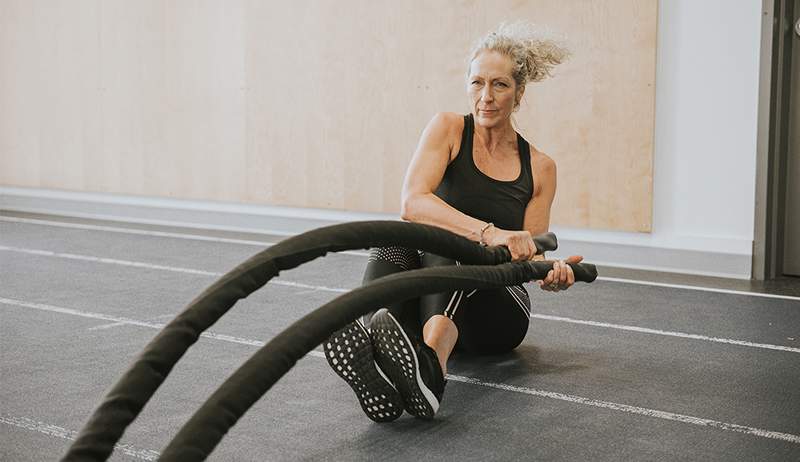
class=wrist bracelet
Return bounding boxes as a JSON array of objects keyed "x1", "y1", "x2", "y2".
[{"x1": 479, "y1": 222, "x2": 494, "y2": 246}]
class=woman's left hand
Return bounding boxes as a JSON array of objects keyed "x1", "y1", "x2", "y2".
[{"x1": 538, "y1": 255, "x2": 584, "y2": 292}]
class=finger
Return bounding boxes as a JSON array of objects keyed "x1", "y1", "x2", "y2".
[
  {"x1": 552, "y1": 261, "x2": 560, "y2": 284},
  {"x1": 559, "y1": 261, "x2": 569, "y2": 285},
  {"x1": 514, "y1": 239, "x2": 528, "y2": 262},
  {"x1": 508, "y1": 243, "x2": 521, "y2": 261},
  {"x1": 543, "y1": 269, "x2": 554, "y2": 286},
  {"x1": 566, "y1": 264, "x2": 575, "y2": 287},
  {"x1": 514, "y1": 246, "x2": 526, "y2": 262},
  {"x1": 552, "y1": 261, "x2": 563, "y2": 288},
  {"x1": 547, "y1": 267, "x2": 561, "y2": 291},
  {"x1": 554, "y1": 260, "x2": 564, "y2": 285},
  {"x1": 523, "y1": 239, "x2": 534, "y2": 261},
  {"x1": 519, "y1": 242, "x2": 528, "y2": 261},
  {"x1": 565, "y1": 255, "x2": 584, "y2": 264}
]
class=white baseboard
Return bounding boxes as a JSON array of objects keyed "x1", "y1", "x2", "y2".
[
  {"x1": 0, "y1": 186, "x2": 752, "y2": 279},
  {"x1": 0, "y1": 186, "x2": 398, "y2": 237}
]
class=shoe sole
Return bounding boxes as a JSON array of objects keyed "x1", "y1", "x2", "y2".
[
  {"x1": 324, "y1": 319, "x2": 404, "y2": 422},
  {"x1": 370, "y1": 309, "x2": 439, "y2": 419}
]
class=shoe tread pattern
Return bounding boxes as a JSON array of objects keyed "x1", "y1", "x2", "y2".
[
  {"x1": 371, "y1": 311, "x2": 437, "y2": 419},
  {"x1": 324, "y1": 321, "x2": 403, "y2": 422}
]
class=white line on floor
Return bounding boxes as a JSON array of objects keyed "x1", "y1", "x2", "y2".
[
  {"x1": 0, "y1": 216, "x2": 370, "y2": 257},
  {"x1": 596, "y1": 276, "x2": 799, "y2": 301},
  {"x1": 0, "y1": 414, "x2": 160, "y2": 460},
  {"x1": 3, "y1": 297, "x2": 798, "y2": 445},
  {"x1": 445, "y1": 375, "x2": 800, "y2": 444},
  {"x1": 531, "y1": 314, "x2": 800, "y2": 353},
  {"x1": 0, "y1": 245, "x2": 350, "y2": 294},
  {"x1": 3, "y1": 215, "x2": 797, "y2": 300},
  {"x1": 88, "y1": 321, "x2": 130, "y2": 330},
  {"x1": 2, "y1": 245, "x2": 797, "y2": 353},
  {"x1": 0, "y1": 298, "x2": 267, "y2": 348},
  {"x1": 263, "y1": 279, "x2": 348, "y2": 294},
  {"x1": 88, "y1": 314, "x2": 174, "y2": 331}
]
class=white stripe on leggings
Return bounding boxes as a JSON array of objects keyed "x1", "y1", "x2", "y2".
[
  {"x1": 442, "y1": 291, "x2": 459, "y2": 318},
  {"x1": 505, "y1": 286, "x2": 531, "y2": 318},
  {"x1": 448, "y1": 290, "x2": 466, "y2": 319},
  {"x1": 443, "y1": 260, "x2": 465, "y2": 319}
]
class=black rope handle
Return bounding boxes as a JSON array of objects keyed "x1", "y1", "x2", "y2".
[
  {"x1": 61, "y1": 221, "x2": 557, "y2": 461},
  {"x1": 530, "y1": 232, "x2": 557, "y2": 255},
  {"x1": 159, "y1": 260, "x2": 597, "y2": 460}
]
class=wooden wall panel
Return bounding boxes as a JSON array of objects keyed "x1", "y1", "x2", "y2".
[{"x1": 0, "y1": 0, "x2": 657, "y2": 232}]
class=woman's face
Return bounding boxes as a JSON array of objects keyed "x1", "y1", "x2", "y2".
[{"x1": 467, "y1": 50, "x2": 521, "y2": 128}]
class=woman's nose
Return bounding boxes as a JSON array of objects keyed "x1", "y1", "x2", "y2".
[{"x1": 481, "y1": 88, "x2": 493, "y2": 102}]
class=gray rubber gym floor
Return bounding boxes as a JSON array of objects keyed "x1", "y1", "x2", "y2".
[{"x1": 2, "y1": 211, "x2": 799, "y2": 461}]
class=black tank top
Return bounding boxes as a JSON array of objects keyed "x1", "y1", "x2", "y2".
[{"x1": 434, "y1": 114, "x2": 534, "y2": 231}]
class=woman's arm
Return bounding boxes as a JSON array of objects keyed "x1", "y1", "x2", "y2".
[
  {"x1": 400, "y1": 112, "x2": 490, "y2": 240},
  {"x1": 522, "y1": 150, "x2": 583, "y2": 291},
  {"x1": 522, "y1": 151, "x2": 557, "y2": 238},
  {"x1": 401, "y1": 113, "x2": 538, "y2": 261}
]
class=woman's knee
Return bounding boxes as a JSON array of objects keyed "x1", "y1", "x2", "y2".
[
  {"x1": 369, "y1": 246, "x2": 420, "y2": 270},
  {"x1": 361, "y1": 246, "x2": 422, "y2": 331},
  {"x1": 453, "y1": 288, "x2": 530, "y2": 354},
  {"x1": 363, "y1": 246, "x2": 418, "y2": 280},
  {"x1": 363, "y1": 246, "x2": 420, "y2": 282}
]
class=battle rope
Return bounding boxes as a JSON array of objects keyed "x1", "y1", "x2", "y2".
[
  {"x1": 160, "y1": 260, "x2": 597, "y2": 460},
  {"x1": 62, "y1": 221, "x2": 560, "y2": 461}
]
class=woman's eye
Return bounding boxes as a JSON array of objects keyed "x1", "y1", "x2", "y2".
[{"x1": 495, "y1": 82, "x2": 508, "y2": 87}]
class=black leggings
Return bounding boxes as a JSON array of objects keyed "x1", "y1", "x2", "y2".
[{"x1": 361, "y1": 246, "x2": 531, "y2": 355}]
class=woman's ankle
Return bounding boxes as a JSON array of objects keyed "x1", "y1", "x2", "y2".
[{"x1": 423, "y1": 315, "x2": 458, "y2": 376}]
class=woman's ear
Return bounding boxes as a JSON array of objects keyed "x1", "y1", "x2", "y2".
[{"x1": 514, "y1": 85, "x2": 525, "y2": 109}]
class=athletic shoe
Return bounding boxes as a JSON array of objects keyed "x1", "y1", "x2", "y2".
[
  {"x1": 324, "y1": 319, "x2": 404, "y2": 422},
  {"x1": 370, "y1": 308, "x2": 446, "y2": 419}
]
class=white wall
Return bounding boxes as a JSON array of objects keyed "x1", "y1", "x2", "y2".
[
  {"x1": 0, "y1": 0, "x2": 765, "y2": 278},
  {"x1": 0, "y1": 0, "x2": 658, "y2": 232},
  {"x1": 550, "y1": 0, "x2": 763, "y2": 277}
]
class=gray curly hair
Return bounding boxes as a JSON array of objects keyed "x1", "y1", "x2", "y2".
[{"x1": 468, "y1": 22, "x2": 570, "y2": 89}]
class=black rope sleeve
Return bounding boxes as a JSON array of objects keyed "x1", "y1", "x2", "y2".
[
  {"x1": 60, "y1": 221, "x2": 559, "y2": 461},
  {"x1": 159, "y1": 260, "x2": 597, "y2": 461}
]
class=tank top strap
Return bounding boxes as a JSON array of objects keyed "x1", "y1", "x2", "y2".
[
  {"x1": 456, "y1": 113, "x2": 474, "y2": 162},
  {"x1": 516, "y1": 132, "x2": 532, "y2": 178}
]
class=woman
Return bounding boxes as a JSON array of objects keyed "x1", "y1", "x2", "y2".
[{"x1": 324, "y1": 23, "x2": 581, "y2": 423}]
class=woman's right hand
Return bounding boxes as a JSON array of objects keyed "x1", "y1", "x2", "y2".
[{"x1": 483, "y1": 226, "x2": 538, "y2": 261}]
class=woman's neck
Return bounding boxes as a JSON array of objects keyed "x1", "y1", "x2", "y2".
[{"x1": 474, "y1": 119, "x2": 516, "y2": 157}]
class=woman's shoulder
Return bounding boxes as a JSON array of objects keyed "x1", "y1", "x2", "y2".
[
  {"x1": 425, "y1": 112, "x2": 466, "y2": 160},
  {"x1": 428, "y1": 111, "x2": 466, "y2": 134},
  {"x1": 529, "y1": 143, "x2": 556, "y2": 172},
  {"x1": 528, "y1": 144, "x2": 557, "y2": 196}
]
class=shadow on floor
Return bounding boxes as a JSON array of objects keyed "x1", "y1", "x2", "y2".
[{"x1": 448, "y1": 343, "x2": 589, "y2": 382}]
